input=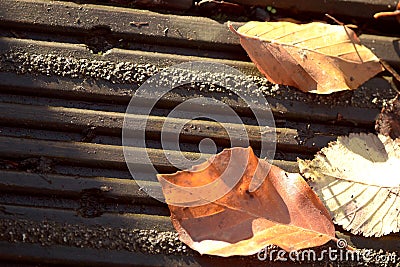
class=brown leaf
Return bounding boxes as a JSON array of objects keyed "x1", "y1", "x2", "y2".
[
  {"x1": 299, "y1": 133, "x2": 400, "y2": 237},
  {"x1": 376, "y1": 94, "x2": 400, "y2": 139},
  {"x1": 229, "y1": 21, "x2": 384, "y2": 94},
  {"x1": 157, "y1": 147, "x2": 335, "y2": 256}
]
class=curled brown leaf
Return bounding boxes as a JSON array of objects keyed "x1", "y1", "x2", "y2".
[{"x1": 158, "y1": 147, "x2": 335, "y2": 256}]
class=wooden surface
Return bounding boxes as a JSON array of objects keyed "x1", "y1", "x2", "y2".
[
  {"x1": 230, "y1": 0, "x2": 399, "y2": 19},
  {"x1": 0, "y1": 0, "x2": 399, "y2": 67},
  {"x1": 0, "y1": 0, "x2": 399, "y2": 266}
]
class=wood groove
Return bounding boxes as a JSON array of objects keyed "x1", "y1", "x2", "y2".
[
  {"x1": 0, "y1": 102, "x2": 339, "y2": 153},
  {"x1": 0, "y1": 170, "x2": 150, "y2": 202},
  {"x1": 0, "y1": 135, "x2": 300, "y2": 172},
  {"x1": 0, "y1": 204, "x2": 172, "y2": 230},
  {"x1": 0, "y1": 70, "x2": 382, "y2": 128}
]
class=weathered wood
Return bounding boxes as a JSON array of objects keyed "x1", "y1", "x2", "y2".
[
  {"x1": 0, "y1": 0, "x2": 398, "y2": 67},
  {"x1": 0, "y1": 242, "x2": 198, "y2": 267},
  {"x1": 0, "y1": 135, "x2": 299, "y2": 172},
  {"x1": 0, "y1": 0, "x2": 399, "y2": 264},
  {"x1": 0, "y1": 37, "x2": 260, "y2": 78},
  {"x1": 0, "y1": 241, "x2": 286, "y2": 267},
  {"x1": 0, "y1": 136, "x2": 168, "y2": 171},
  {"x1": 360, "y1": 34, "x2": 400, "y2": 68},
  {"x1": 0, "y1": 170, "x2": 150, "y2": 202},
  {"x1": 1, "y1": 205, "x2": 399, "y2": 260},
  {"x1": 0, "y1": 69, "x2": 383, "y2": 128},
  {"x1": 0, "y1": 171, "x2": 169, "y2": 215},
  {"x1": 0, "y1": 37, "x2": 392, "y2": 128},
  {"x1": 0, "y1": 0, "x2": 239, "y2": 50},
  {"x1": 0, "y1": 204, "x2": 172, "y2": 231},
  {"x1": 0, "y1": 102, "x2": 342, "y2": 153},
  {"x1": 133, "y1": 0, "x2": 192, "y2": 10},
  {"x1": 229, "y1": 0, "x2": 399, "y2": 20}
]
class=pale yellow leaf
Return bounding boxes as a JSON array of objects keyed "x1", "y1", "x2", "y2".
[
  {"x1": 299, "y1": 133, "x2": 400, "y2": 237},
  {"x1": 229, "y1": 21, "x2": 384, "y2": 94}
]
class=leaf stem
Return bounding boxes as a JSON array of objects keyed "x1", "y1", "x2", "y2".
[
  {"x1": 374, "y1": 10, "x2": 400, "y2": 19},
  {"x1": 380, "y1": 60, "x2": 400, "y2": 85},
  {"x1": 325, "y1": 14, "x2": 363, "y2": 63}
]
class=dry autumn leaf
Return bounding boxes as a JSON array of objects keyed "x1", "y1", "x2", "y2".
[
  {"x1": 376, "y1": 94, "x2": 400, "y2": 139},
  {"x1": 229, "y1": 21, "x2": 384, "y2": 94},
  {"x1": 299, "y1": 133, "x2": 400, "y2": 237},
  {"x1": 157, "y1": 147, "x2": 335, "y2": 256}
]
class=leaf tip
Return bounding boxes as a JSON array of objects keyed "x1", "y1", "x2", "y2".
[{"x1": 227, "y1": 21, "x2": 238, "y2": 34}]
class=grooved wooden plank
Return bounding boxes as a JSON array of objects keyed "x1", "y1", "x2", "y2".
[
  {"x1": 0, "y1": 243, "x2": 182, "y2": 267},
  {"x1": 0, "y1": 136, "x2": 299, "y2": 172},
  {"x1": 0, "y1": 37, "x2": 392, "y2": 127},
  {"x1": 230, "y1": 0, "x2": 399, "y2": 20},
  {"x1": 359, "y1": 34, "x2": 400, "y2": 67},
  {"x1": 0, "y1": 0, "x2": 398, "y2": 264},
  {"x1": 0, "y1": 242, "x2": 274, "y2": 267},
  {"x1": 0, "y1": 0, "x2": 239, "y2": 50},
  {"x1": 266, "y1": 97, "x2": 379, "y2": 127},
  {"x1": 0, "y1": 0, "x2": 398, "y2": 66},
  {"x1": 0, "y1": 102, "x2": 126, "y2": 135},
  {"x1": 0, "y1": 71, "x2": 133, "y2": 104},
  {"x1": 0, "y1": 37, "x2": 257, "y2": 75},
  {"x1": 0, "y1": 204, "x2": 172, "y2": 230},
  {"x1": 0, "y1": 184, "x2": 169, "y2": 217},
  {"x1": 0, "y1": 135, "x2": 171, "y2": 171},
  {"x1": 0, "y1": 210, "x2": 398, "y2": 266},
  {"x1": 0, "y1": 70, "x2": 383, "y2": 128},
  {"x1": 1, "y1": 205, "x2": 399, "y2": 258},
  {"x1": 0, "y1": 102, "x2": 340, "y2": 153},
  {"x1": 0, "y1": 170, "x2": 151, "y2": 202}
]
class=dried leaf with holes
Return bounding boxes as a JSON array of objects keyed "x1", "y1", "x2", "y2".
[
  {"x1": 299, "y1": 133, "x2": 400, "y2": 237},
  {"x1": 229, "y1": 21, "x2": 384, "y2": 94},
  {"x1": 376, "y1": 94, "x2": 400, "y2": 139},
  {"x1": 157, "y1": 147, "x2": 335, "y2": 256}
]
